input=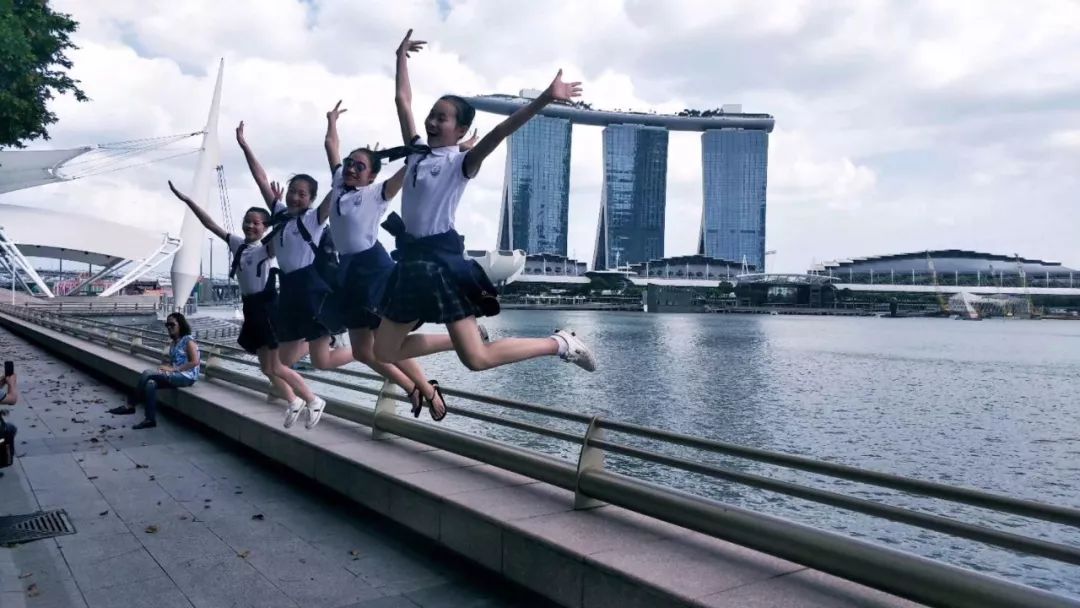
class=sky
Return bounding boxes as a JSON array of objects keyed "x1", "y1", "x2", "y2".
[{"x1": 10, "y1": 0, "x2": 1080, "y2": 275}]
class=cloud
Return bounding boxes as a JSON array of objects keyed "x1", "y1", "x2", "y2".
[{"x1": 9, "y1": 0, "x2": 1080, "y2": 276}]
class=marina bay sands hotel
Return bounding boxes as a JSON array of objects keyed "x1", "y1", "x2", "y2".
[{"x1": 465, "y1": 93, "x2": 775, "y2": 271}]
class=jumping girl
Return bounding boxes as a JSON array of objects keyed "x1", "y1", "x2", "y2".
[
  {"x1": 373, "y1": 30, "x2": 598, "y2": 377},
  {"x1": 236, "y1": 122, "x2": 338, "y2": 428},
  {"x1": 319, "y1": 101, "x2": 466, "y2": 420},
  {"x1": 167, "y1": 180, "x2": 323, "y2": 427}
]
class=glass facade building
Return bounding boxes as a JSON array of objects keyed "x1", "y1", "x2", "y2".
[
  {"x1": 496, "y1": 115, "x2": 572, "y2": 255},
  {"x1": 593, "y1": 124, "x2": 669, "y2": 270},
  {"x1": 698, "y1": 129, "x2": 769, "y2": 270}
]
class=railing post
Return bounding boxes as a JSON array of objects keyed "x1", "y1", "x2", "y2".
[
  {"x1": 371, "y1": 379, "x2": 397, "y2": 440},
  {"x1": 574, "y1": 416, "x2": 606, "y2": 509},
  {"x1": 129, "y1": 336, "x2": 142, "y2": 355}
]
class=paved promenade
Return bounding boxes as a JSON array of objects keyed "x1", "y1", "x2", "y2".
[{"x1": 0, "y1": 325, "x2": 550, "y2": 608}]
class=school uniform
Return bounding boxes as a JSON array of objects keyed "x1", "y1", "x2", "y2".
[
  {"x1": 270, "y1": 202, "x2": 343, "y2": 342},
  {"x1": 225, "y1": 234, "x2": 277, "y2": 353},
  {"x1": 380, "y1": 142, "x2": 499, "y2": 325},
  {"x1": 325, "y1": 165, "x2": 395, "y2": 330}
]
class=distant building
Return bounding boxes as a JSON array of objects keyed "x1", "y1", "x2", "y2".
[
  {"x1": 520, "y1": 253, "x2": 588, "y2": 278},
  {"x1": 699, "y1": 129, "x2": 769, "y2": 270},
  {"x1": 593, "y1": 124, "x2": 668, "y2": 270},
  {"x1": 466, "y1": 94, "x2": 775, "y2": 271},
  {"x1": 496, "y1": 96, "x2": 572, "y2": 255},
  {"x1": 811, "y1": 250, "x2": 1080, "y2": 288},
  {"x1": 629, "y1": 254, "x2": 749, "y2": 281}
]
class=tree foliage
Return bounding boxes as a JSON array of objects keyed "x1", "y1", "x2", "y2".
[{"x1": 0, "y1": 1, "x2": 88, "y2": 149}]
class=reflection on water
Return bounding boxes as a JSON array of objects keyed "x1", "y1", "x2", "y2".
[{"x1": 186, "y1": 310, "x2": 1080, "y2": 597}]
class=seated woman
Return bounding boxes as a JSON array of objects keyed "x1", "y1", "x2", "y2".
[
  {"x1": 108, "y1": 313, "x2": 201, "y2": 430},
  {"x1": 1, "y1": 361, "x2": 17, "y2": 467}
]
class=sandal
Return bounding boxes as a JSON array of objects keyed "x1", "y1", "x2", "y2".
[
  {"x1": 108, "y1": 405, "x2": 136, "y2": 415},
  {"x1": 425, "y1": 380, "x2": 447, "y2": 422},
  {"x1": 407, "y1": 385, "x2": 423, "y2": 418}
]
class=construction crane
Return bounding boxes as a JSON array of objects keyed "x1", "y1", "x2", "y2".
[{"x1": 925, "y1": 251, "x2": 948, "y2": 315}]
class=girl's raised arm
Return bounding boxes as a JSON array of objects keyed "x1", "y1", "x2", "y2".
[
  {"x1": 395, "y1": 29, "x2": 426, "y2": 145},
  {"x1": 381, "y1": 166, "x2": 409, "y2": 201},
  {"x1": 316, "y1": 190, "x2": 335, "y2": 225},
  {"x1": 168, "y1": 180, "x2": 229, "y2": 242},
  {"x1": 463, "y1": 69, "x2": 581, "y2": 178},
  {"x1": 235, "y1": 121, "x2": 277, "y2": 209},
  {"x1": 324, "y1": 101, "x2": 346, "y2": 172}
]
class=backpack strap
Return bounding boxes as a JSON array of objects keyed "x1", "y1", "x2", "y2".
[
  {"x1": 293, "y1": 213, "x2": 320, "y2": 256},
  {"x1": 229, "y1": 243, "x2": 249, "y2": 279}
]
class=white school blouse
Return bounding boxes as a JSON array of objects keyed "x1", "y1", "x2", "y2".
[
  {"x1": 327, "y1": 165, "x2": 391, "y2": 255},
  {"x1": 401, "y1": 144, "x2": 472, "y2": 238},
  {"x1": 272, "y1": 201, "x2": 324, "y2": 273}
]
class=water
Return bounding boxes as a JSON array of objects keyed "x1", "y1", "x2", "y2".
[{"x1": 191, "y1": 310, "x2": 1080, "y2": 596}]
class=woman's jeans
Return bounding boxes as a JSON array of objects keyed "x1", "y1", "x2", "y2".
[{"x1": 130, "y1": 370, "x2": 195, "y2": 422}]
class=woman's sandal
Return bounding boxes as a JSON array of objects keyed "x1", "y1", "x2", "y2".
[
  {"x1": 407, "y1": 385, "x2": 424, "y2": 418},
  {"x1": 425, "y1": 380, "x2": 448, "y2": 422}
]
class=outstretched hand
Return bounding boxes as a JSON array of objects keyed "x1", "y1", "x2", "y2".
[
  {"x1": 270, "y1": 181, "x2": 284, "y2": 203},
  {"x1": 327, "y1": 100, "x2": 347, "y2": 122},
  {"x1": 235, "y1": 121, "x2": 247, "y2": 147},
  {"x1": 167, "y1": 180, "x2": 190, "y2": 202},
  {"x1": 545, "y1": 69, "x2": 583, "y2": 102},
  {"x1": 459, "y1": 129, "x2": 479, "y2": 151},
  {"x1": 397, "y1": 29, "x2": 426, "y2": 58}
]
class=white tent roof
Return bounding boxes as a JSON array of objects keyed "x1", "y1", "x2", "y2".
[
  {"x1": 0, "y1": 203, "x2": 167, "y2": 266},
  {"x1": 0, "y1": 148, "x2": 91, "y2": 195}
]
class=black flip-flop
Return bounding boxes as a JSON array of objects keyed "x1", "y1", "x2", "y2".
[
  {"x1": 108, "y1": 406, "x2": 136, "y2": 415},
  {"x1": 408, "y1": 385, "x2": 423, "y2": 418},
  {"x1": 426, "y1": 380, "x2": 447, "y2": 422}
]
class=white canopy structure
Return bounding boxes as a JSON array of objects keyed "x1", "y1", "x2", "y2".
[
  {"x1": 0, "y1": 203, "x2": 180, "y2": 297},
  {"x1": 0, "y1": 148, "x2": 92, "y2": 194},
  {"x1": 0, "y1": 60, "x2": 223, "y2": 302}
]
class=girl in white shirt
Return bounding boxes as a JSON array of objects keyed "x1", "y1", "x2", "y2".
[
  {"x1": 168, "y1": 181, "x2": 323, "y2": 428},
  {"x1": 236, "y1": 122, "x2": 342, "y2": 429},
  {"x1": 317, "y1": 101, "x2": 460, "y2": 420},
  {"x1": 373, "y1": 30, "x2": 599, "y2": 402}
]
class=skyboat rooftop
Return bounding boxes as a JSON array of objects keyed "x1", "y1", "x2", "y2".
[{"x1": 465, "y1": 94, "x2": 776, "y2": 132}]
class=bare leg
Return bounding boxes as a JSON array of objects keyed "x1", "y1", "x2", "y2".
[
  {"x1": 372, "y1": 318, "x2": 454, "y2": 363},
  {"x1": 348, "y1": 328, "x2": 415, "y2": 391},
  {"x1": 277, "y1": 339, "x2": 309, "y2": 367},
  {"x1": 307, "y1": 335, "x2": 355, "y2": 370},
  {"x1": 446, "y1": 316, "x2": 558, "y2": 371},
  {"x1": 257, "y1": 347, "x2": 297, "y2": 402},
  {"x1": 257, "y1": 347, "x2": 316, "y2": 402}
]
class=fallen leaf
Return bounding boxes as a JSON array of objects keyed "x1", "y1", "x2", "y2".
[
  {"x1": 18, "y1": 572, "x2": 32, "y2": 579},
  {"x1": 98, "y1": 511, "x2": 109, "y2": 517},
  {"x1": 87, "y1": 476, "x2": 98, "y2": 481},
  {"x1": 148, "y1": 475, "x2": 156, "y2": 481},
  {"x1": 238, "y1": 550, "x2": 251, "y2": 559},
  {"x1": 145, "y1": 525, "x2": 159, "y2": 534},
  {"x1": 135, "y1": 464, "x2": 148, "y2": 469},
  {"x1": 26, "y1": 583, "x2": 39, "y2": 597},
  {"x1": 251, "y1": 514, "x2": 264, "y2": 521}
]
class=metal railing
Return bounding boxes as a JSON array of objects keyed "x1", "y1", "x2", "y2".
[{"x1": 1, "y1": 303, "x2": 1078, "y2": 608}]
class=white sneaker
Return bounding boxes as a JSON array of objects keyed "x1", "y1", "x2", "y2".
[
  {"x1": 304, "y1": 397, "x2": 326, "y2": 430},
  {"x1": 554, "y1": 329, "x2": 597, "y2": 372},
  {"x1": 283, "y1": 398, "x2": 305, "y2": 429}
]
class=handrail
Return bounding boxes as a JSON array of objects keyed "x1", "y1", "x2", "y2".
[{"x1": 1, "y1": 304, "x2": 1078, "y2": 608}]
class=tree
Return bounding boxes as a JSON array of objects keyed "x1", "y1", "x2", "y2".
[{"x1": 0, "y1": 1, "x2": 88, "y2": 149}]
